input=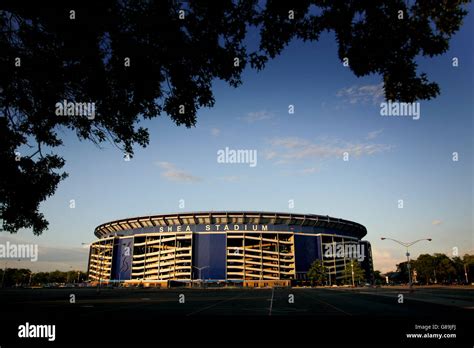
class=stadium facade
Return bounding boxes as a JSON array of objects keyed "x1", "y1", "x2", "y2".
[{"x1": 87, "y1": 211, "x2": 373, "y2": 287}]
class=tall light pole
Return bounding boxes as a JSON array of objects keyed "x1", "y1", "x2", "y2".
[
  {"x1": 350, "y1": 260, "x2": 355, "y2": 287},
  {"x1": 464, "y1": 263, "x2": 469, "y2": 284},
  {"x1": 380, "y1": 237, "x2": 432, "y2": 290},
  {"x1": 193, "y1": 266, "x2": 209, "y2": 288}
]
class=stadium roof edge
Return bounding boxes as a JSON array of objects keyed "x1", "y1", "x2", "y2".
[{"x1": 93, "y1": 211, "x2": 367, "y2": 239}]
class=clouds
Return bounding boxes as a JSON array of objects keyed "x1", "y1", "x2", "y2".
[
  {"x1": 157, "y1": 162, "x2": 202, "y2": 183},
  {"x1": 210, "y1": 128, "x2": 221, "y2": 136},
  {"x1": 337, "y1": 83, "x2": 384, "y2": 105},
  {"x1": 298, "y1": 167, "x2": 319, "y2": 175},
  {"x1": 366, "y1": 129, "x2": 384, "y2": 140},
  {"x1": 241, "y1": 110, "x2": 274, "y2": 123},
  {"x1": 218, "y1": 175, "x2": 246, "y2": 182},
  {"x1": 432, "y1": 220, "x2": 443, "y2": 226},
  {"x1": 266, "y1": 136, "x2": 393, "y2": 164},
  {"x1": 270, "y1": 137, "x2": 309, "y2": 149},
  {"x1": 372, "y1": 248, "x2": 400, "y2": 273}
]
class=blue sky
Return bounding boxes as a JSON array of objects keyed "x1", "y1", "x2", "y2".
[{"x1": 2, "y1": 6, "x2": 472, "y2": 273}]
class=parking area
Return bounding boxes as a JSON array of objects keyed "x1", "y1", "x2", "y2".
[{"x1": 0, "y1": 286, "x2": 472, "y2": 319}]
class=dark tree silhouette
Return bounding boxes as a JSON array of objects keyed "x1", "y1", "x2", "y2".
[{"x1": 0, "y1": 1, "x2": 469, "y2": 234}]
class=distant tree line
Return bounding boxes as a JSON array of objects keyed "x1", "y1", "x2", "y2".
[
  {"x1": 386, "y1": 253, "x2": 474, "y2": 285},
  {"x1": 306, "y1": 253, "x2": 474, "y2": 287},
  {"x1": 0, "y1": 268, "x2": 87, "y2": 288}
]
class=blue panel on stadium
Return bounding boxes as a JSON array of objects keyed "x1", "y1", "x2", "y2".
[
  {"x1": 295, "y1": 235, "x2": 321, "y2": 273},
  {"x1": 193, "y1": 233, "x2": 226, "y2": 280},
  {"x1": 112, "y1": 237, "x2": 133, "y2": 281}
]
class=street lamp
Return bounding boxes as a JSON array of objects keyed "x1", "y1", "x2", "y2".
[
  {"x1": 380, "y1": 237, "x2": 432, "y2": 290},
  {"x1": 351, "y1": 260, "x2": 355, "y2": 287},
  {"x1": 192, "y1": 266, "x2": 209, "y2": 288},
  {"x1": 464, "y1": 263, "x2": 469, "y2": 284}
]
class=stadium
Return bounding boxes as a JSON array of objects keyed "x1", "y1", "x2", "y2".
[{"x1": 87, "y1": 211, "x2": 373, "y2": 287}]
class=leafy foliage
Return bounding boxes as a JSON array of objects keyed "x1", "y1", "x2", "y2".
[
  {"x1": 414, "y1": 253, "x2": 467, "y2": 284},
  {"x1": 0, "y1": 267, "x2": 86, "y2": 287},
  {"x1": 0, "y1": 1, "x2": 469, "y2": 234},
  {"x1": 341, "y1": 260, "x2": 366, "y2": 285},
  {"x1": 307, "y1": 259, "x2": 327, "y2": 286}
]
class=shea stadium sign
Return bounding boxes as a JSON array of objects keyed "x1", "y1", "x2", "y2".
[{"x1": 156, "y1": 224, "x2": 269, "y2": 233}]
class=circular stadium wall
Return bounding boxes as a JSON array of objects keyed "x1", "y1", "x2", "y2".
[{"x1": 87, "y1": 211, "x2": 373, "y2": 287}]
